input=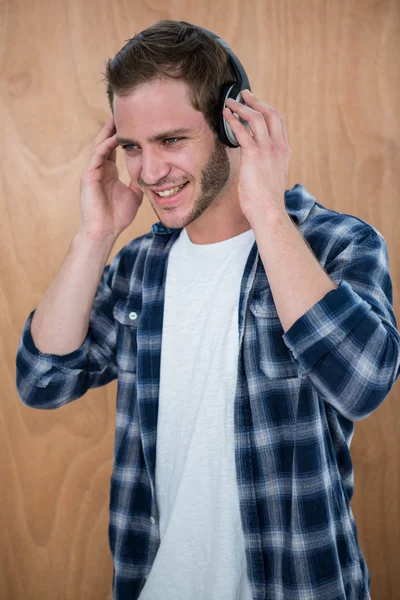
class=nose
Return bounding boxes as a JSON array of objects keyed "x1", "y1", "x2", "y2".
[{"x1": 140, "y1": 148, "x2": 170, "y2": 188}]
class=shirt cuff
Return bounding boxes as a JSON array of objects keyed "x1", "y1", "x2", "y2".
[
  {"x1": 21, "y1": 310, "x2": 91, "y2": 372},
  {"x1": 282, "y1": 281, "x2": 375, "y2": 375}
]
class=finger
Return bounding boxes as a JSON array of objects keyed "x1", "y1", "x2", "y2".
[
  {"x1": 90, "y1": 115, "x2": 116, "y2": 152},
  {"x1": 231, "y1": 92, "x2": 285, "y2": 149},
  {"x1": 225, "y1": 98, "x2": 268, "y2": 146},
  {"x1": 222, "y1": 106, "x2": 259, "y2": 151},
  {"x1": 280, "y1": 118, "x2": 290, "y2": 150},
  {"x1": 129, "y1": 180, "x2": 144, "y2": 203},
  {"x1": 85, "y1": 133, "x2": 118, "y2": 175},
  {"x1": 109, "y1": 146, "x2": 117, "y2": 164}
]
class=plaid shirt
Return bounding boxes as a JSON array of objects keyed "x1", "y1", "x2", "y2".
[{"x1": 16, "y1": 183, "x2": 400, "y2": 600}]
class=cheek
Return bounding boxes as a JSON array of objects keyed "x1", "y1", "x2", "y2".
[
  {"x1": 177, "y1": 149, "x2": 207, "y2": 178},
  {"x1": 123, "y1": 147, "x2": 207, "y2": 182}
]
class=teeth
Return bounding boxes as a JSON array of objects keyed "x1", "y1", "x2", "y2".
[{"x1": 156, "y1": 184, "x2": 186, "y2": 197}]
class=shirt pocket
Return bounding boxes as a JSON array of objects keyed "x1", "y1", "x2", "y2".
[
  {"x1": 249, "y1": 292, "x2": 298, "y2": 380},
  {"x1": 113, "y1": 298, "x2": 140, "y2": 373}
]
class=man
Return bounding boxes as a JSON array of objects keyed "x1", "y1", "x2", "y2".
[{"x1": 16, "y1": 20, "x2": 400, "y2": 600}]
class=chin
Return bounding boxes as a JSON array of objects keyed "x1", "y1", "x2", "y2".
[
  {"x1": 157, "y1": 212, "x2": 190, "y2": 230},
  {"x1": 150, "y1": 190, "x2": 194, "y2": 228}
]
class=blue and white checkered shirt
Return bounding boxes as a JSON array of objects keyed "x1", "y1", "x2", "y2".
[{"x1": 16, "y1": 183, "x2": 400, "y2": 599}]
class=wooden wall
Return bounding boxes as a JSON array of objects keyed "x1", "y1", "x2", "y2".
[{"x1": 1, "y1": 0, "x2": 399, "y2": 598}]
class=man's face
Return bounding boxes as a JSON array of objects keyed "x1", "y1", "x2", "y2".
[{"x1": 113, "y1": 78, "x2": 231, "y2": 230}]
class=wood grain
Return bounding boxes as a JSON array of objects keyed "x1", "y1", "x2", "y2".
[{"x1": 1, "y1": 0, "x2": 399, "y2": 598}]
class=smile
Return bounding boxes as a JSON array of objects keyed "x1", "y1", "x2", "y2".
[{"x1": 151, "y1": 182, "x2": 190, "y2": 207}]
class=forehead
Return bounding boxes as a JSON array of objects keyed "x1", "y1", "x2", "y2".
[{"x1": 113, "y1": 78, "x2": 206, "y2": 137}]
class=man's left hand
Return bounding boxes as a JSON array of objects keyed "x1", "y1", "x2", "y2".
[{"x1": 223, "y1": 90, "x2": 291, "y2": 224}]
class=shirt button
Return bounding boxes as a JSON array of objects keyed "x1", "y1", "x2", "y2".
[
  {"x1": 150, "y1": 517, "x2": 156, "y2": 524},
  {"x1": 129, "y1": 312, "x2": 138, "y2": 321}
]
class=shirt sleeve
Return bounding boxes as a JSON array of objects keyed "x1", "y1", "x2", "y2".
[
  {"x1": 282, "y1": 227, "x2": 400, "y2": 420},
  {"x1": 16, "y1": 256, "x2": 121, "y2": 410}
]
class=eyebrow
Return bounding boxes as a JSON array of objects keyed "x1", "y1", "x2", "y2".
[{"x1": 116, "y1": 127, "x2": 194, "y2": 146}]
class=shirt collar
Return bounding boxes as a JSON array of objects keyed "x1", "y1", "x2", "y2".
[{"x1": 284, "y1": 183, "x2": 316, "y2": 225}]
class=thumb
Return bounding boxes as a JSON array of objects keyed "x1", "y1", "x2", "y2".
[{"x1": 129, "y1": 180, "x2": 144, "y2": 203}]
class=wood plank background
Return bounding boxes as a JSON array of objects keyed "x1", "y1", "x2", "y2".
[{"x1": 1, "y1": 0, "x2": 399, "y2": 598}]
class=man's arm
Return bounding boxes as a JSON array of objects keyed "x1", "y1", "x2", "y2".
[
  {"x1": 16, "y1": 115, "x2": 143, "y2": 409},
  {"x1": 16, "y1": 239, "x2": 123, "y2": 410},
  {"x1": 251, "y1": 208, "x2": 400, "y2": 420},
  {"x1": 251, "y1": 209, "x2": 337, "y2": 334},
  {"x1": 31, "y1": 231, "x2": 117, "y2": 355}
]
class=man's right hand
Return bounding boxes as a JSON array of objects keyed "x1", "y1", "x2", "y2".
[{"x1": 79, "y1": 115, "x2": 143, "y2": 241}]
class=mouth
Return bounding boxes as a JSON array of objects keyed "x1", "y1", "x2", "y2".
[{"x1": 150, "y1": 182, "x2": 190, "y2": 207}]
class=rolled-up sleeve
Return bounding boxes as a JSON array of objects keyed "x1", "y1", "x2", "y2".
[
  {"x1": 283, "y1": 228, "x2": 400, "y2": 420},
  {"x1": 16, "y1": 258, "x2": 120, "y2": 410}
]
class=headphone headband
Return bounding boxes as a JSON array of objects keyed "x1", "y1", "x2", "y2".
[
  {"x1": 179, "y1": 22, "x2": 252, "y2": 147},
  {"x1": 192, "y1": 24, "x2": 251, "y2": 94}
]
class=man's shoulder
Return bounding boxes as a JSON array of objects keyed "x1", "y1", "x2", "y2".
[
  {"x1": 118, "y1": 230, "x2": 154, "y2": 260},
  {"x1": 105, "y1": 230, "x2": 155, "y2": 293},
  {"x1": 289, "y1": 184, "x2": 383, "y2": 242},
  {"x1": 307, "y1": 201, "x2": 383, "y2": 248}
]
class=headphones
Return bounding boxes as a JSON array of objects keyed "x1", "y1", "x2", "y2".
[{"x1": 180, "y1": 22, "x2": 252, "y2": 148}]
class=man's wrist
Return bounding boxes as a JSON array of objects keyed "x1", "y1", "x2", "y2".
[
  {"x1": 73, "y1": 230, "x2": 118, "y2": 265},
  {"x1": 246, "y1": 203, "x2": 291, "y2": 236},
  {"x1": 75, "y1": 229, "x2": 118, "y2": 248}
]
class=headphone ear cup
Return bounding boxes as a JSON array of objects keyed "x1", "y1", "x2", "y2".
[
  {"x1": 217, "y1": 82, "x2": 241, "y2": 147},
  {"x1": 217, "y1": 82, "x2": 244, "y2": 147}
]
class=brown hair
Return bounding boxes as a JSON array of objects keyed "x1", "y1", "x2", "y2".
[{"x1": 103, "y1": 20, "x2": 236, "y2": 137}]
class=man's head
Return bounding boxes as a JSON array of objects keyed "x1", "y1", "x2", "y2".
[
  {"x1": 104, "y1": 20, "x2": 235, "y2": 141},
  {"x1": 103, "y1": 21, "x2": 245, "y2": 235}
]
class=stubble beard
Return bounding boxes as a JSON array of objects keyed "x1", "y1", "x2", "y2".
[{"x1": 150, "y1": 136, "x2": 231, "y2": 229}]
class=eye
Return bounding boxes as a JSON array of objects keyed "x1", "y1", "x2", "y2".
[{"x1": 121, "y1": 138, "x2": 183, "y2": 153}]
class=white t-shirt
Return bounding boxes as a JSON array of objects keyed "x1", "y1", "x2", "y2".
[{"x1": 138, "y1": 226, "x2": 256, "y2": 600}]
